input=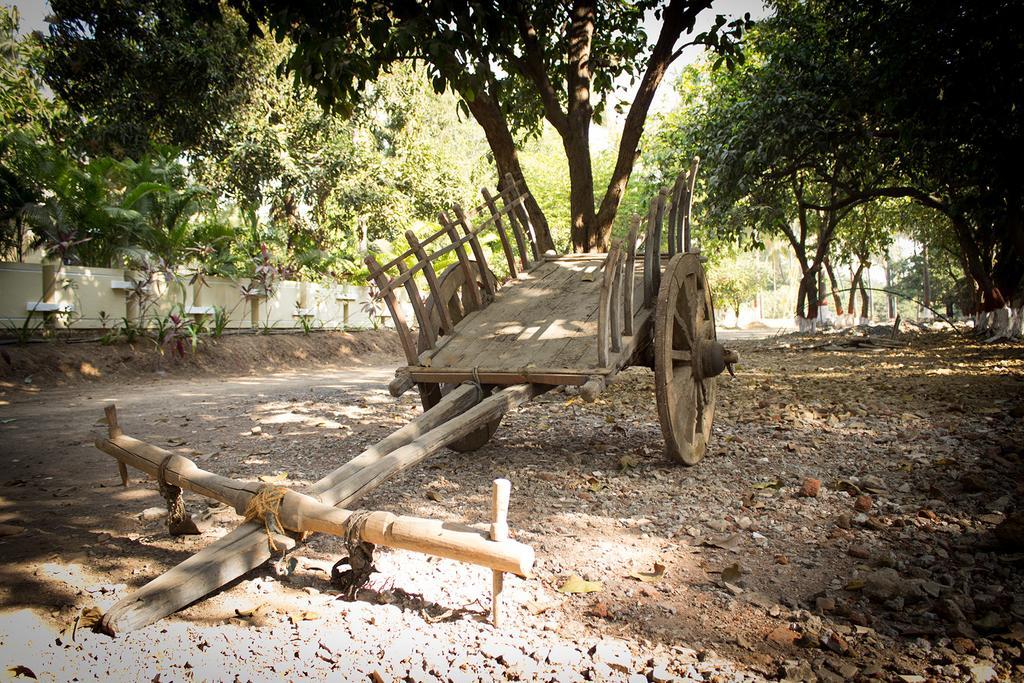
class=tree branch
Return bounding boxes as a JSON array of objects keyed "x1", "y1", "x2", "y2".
[{"x1": 594, "y1": 0, "x2": 713, "y2": 235}]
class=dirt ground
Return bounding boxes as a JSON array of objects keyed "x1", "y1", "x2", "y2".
[{"x1": 0, "y1": 329, "x2": 1022, "y2": 682}]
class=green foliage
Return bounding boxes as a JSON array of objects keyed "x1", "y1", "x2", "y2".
[
  {"x1": 708, "y1": 250, "x2": 770, "y2": 320},
  {"x1": 210, "y1": 306, "x2": 230, "y2": 339},
  {"x1": 42, "y1": 0, "x2": 255, "y2": 158}
]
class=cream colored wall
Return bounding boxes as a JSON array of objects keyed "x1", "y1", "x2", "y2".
[
  {"x1": 0, "y1": 262, "x2": 385, "y2": 332},
  {"x1": 0, "y1": 262, "x2": 42, "y2": 325}
]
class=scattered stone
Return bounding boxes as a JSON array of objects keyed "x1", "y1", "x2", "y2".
[
  {"x1": 250, "y1": 426, "x2": 262, "y2": 435},
  {"x1": 821, "y1": 631, "x2": 850, "y2": 655},
  {"x1": 994, "y1": 511, "x2": 1024, "y2": 549},
  {"x1": 780, "y1": 659, "x2": 815, "y2": 682},
  {"x1": 547, "y1": 644, "x2": 582, "y2": 668},
  {"x1": 959, "y1": 472, "x2": 987, "y2": 493},
  {"x1": 591, "y1": 639, "x2": 631, "y2": 672},
  {"x1": 969, "y1": 662, "x2": 998, "y2": 682},
  {"x1": 799, "y1": 478, "x2": 821, "y2": 498},
  {"x1": 854, "y1": 495, "x2": 873, "y2": 512},
  {"x1": 863, "y1": 568, "x2": 920, "y2": 602},
  {"x1": 815, "y1": 597, "x2": 836, "y2": 613},
  {"x1": 707, "y1": 518, "x2": 730, "y2": 532},
  {"x1": 835, "y1": 513, "x2": 852, "y2": 529},
  {"x1": 768, "y1": 626, "x2": 800, "y2": 647},
  {"x1": 847, "y1": 544, "x2": 871, "y2": 559},
  {"x1": 140, "y1": 507, "x2": 165, "y2": 522}
]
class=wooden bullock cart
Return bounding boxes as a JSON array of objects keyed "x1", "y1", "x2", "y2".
[{"x1": 91, "y1": 159, "x2": 736, "y2": 634}]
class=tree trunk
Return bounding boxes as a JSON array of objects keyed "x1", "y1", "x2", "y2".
[
  {"x1": 921, "y1": 244, "x2": 932, "y2": 310},
  {"x1": 824, "y1": 258, "x2": 843, "y2": 315},
  {"x1": 796, "y1": 266, "x2": 820, "y2": 332},
  {"x1": 564, "y1": 130, "x2": 598, "y2": 252},
  {"x1": 848, "y1": 264, "x2": 864, "y2": 317},
  {"x1": 466, "y1": 94, "x2": 556, "y2": 253},
  {"x1": 884, "y1": 256, "x2": 896, "y2": 319},
  {"x1": 859, "y1": 275, "x2": 869, "y2": 320},
  {"x1": 948, "y1": 213, "x2": 1005, "y2": 312}
]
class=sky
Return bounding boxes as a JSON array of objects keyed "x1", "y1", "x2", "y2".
[{"x1": 10, "y1": 0, "x2": 47, "y2": 35}]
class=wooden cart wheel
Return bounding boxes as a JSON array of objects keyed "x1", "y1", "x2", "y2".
[
  {"x1": 654, "y1": 253, "x2": 727, "y2": 465},
  {"x1": 419, "y1": 262, "x2": 502, "y2": 452}
]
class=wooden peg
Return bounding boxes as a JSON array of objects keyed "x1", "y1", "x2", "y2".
[
  {"x1": 105, "y1": 405, "x2": 129, "y2": 486},
  {"x1": 490, "y1": 478, "x2": 511, "y2": 627}
]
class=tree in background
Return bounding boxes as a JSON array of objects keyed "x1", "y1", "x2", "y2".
[
  {"x1": 708, "y1": 250, "x2": 769, "y2": 323},
  {"x1": 838, "y1": 0, "x2": 1024, "y2": 329},
  {"x1": 214, "y1": 0, "x2": 751, "y2": 253},
  {"x1": 37, "y1": 1, "x2": 495, "y2": 281},
  {"x1": 0, "y1": 5, "x2": 63, "y2": 260},
  {"x1": 42, "y1": 0, "x2": 255, "y2": 158},
  {"x1": 641, "y1": 0, "x2": 1023, "y2": 333}
]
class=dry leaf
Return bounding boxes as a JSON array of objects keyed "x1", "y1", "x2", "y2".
[
  {"x1": 426, "y1": 490, "x2": 443, "y2": 502},
  {"x1": 289, "y1": 610, "x2": 320, "y2": 622},
  {"x1": 234, "y1": 603, "x2": 270, "y2": 620},
  {"x1": 72, "y1": 606, "x2": 103, "y2": 641},
  {"x1": 558, "y1": 574, "x2": 603, "y2": 594},
  {"x1": 258, "y1": 472, "x2": 289, "y2": 484},
  {"x1": 628, "y1": 562, "x2": 666, "y2": 583},
  {"x1": 6, "y1": 665, "x2": 36, "y2": 679},
  {"x1": 618, "y1": 454, "x2": 638, "y2": 471},
  {"x1": 588, "y1": 601, "x2": 611, "y2": 618},
  {"x1": 845, "y1": 579, "x2": 865, "y2": 590},
  {"x1": 526, "y1": 599, "x2": 561, "y2": 615},
  {"x1": 751, "y1": 480, "x2": 782, "y2": 490}
]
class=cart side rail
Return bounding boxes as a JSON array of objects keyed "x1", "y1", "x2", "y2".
[
  {"x1": 611, "y1": 157, "x2": 701, "y2": 345},
  {"x1": 365, "y1": 178, "x2": 542, "y2": 364}
]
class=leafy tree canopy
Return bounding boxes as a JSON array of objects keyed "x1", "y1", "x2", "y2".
[{"x1": 213, "y1": 0, "x2": 751, "y2": 252}]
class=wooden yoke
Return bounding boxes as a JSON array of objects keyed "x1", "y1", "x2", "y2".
[{"x1": 95, "y1": 423, "x2": 534, "y2": 577}]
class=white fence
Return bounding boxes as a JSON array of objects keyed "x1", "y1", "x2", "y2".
[{"x1": 0, "y1": 262, "x2": 408, "y2": 332}]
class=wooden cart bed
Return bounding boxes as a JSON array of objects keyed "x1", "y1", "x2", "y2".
[{"x1": 415, "y1": 254, "x2": 651, "y2": 386}]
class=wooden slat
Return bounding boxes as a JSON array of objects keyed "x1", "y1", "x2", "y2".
[
  {"x1": 406, "y1": 230, "x2": 457, "y2": 334},
  {"x1": 408, "y1": 368, "x2": 598, "y2": 386},
  {"x1": 453, "y1": 203, "x2": 496, "y2": 299},
  {"x1": 503, "y1": 195, "x2": 532, "y2": 271},
  {"x1": 366, "y1": 255, "x2": 419, "y2": 364},
  {"x1": 504, "y1": 174, "x2": 541, "y2": 262},
  {"x1": 624, "y1": 215, "x2": 641, "y2": 335},
  {"x1": 440, "y1": 211, "x2": 484, "y2": 310},
  {"x1": 512, "y1": 258, "x2": 604, "y2": 370},
  {"x1": 611, "y1": 248, "x2": 624, "y2": 353},
  {"x1": 481, "y1": 187, "x2": 518, "y2": 278},
  {"x1": 643, "y1": 197, "x2": 659, "y2": 309},
  {"x1": 597, "y1": 244, "x2": 622, "y2": 367},
  {"x1": 396, "y1": 258, "x2": 435, "y2": 350},
  {"x1": 667, "y1": 172, "x2": 685, "y2": 257},
  {"x1": 684, "y1": 156, "x2": 700, "y2": 253}
]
